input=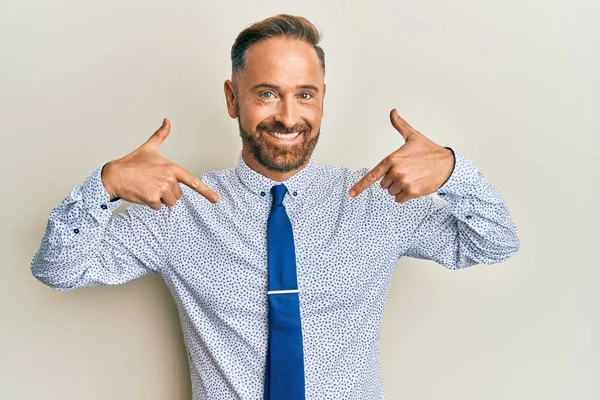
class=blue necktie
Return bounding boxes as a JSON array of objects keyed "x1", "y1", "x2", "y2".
[{"x1": 264, "y1": 184, "x2": 306, "y2": 400}]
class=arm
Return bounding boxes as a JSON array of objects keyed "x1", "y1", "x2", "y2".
[
  {"x1": 403, "y1": 149, "x2": 520, "y2": 269},
  {"x1": 31, "y1": 165, "x2": 171, "y2": 291}
]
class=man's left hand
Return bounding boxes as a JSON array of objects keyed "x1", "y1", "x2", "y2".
[{"x1": 349, "y1": 108, "x2": 455, "y2": 203}]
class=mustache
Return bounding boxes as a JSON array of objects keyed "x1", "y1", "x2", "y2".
[{"x1": 256, "y1": 121, "x2": 311, "y2": 135}]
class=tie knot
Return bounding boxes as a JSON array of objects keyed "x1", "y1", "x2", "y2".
[{"x1": 270, "y1": 184, "x2": 287, "y2": 206}]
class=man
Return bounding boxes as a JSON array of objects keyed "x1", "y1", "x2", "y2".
[{"x1": 31, "y1": 14, "x2": 520, "y2": 400}]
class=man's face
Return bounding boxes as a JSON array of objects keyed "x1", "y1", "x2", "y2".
[{"x1": 225, "y1": 37, "x2": 326, "y2": 173}]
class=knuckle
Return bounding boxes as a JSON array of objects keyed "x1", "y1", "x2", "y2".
[
  {"x1": 147, "y1": 194, "x2": 161, "y2": 205},
  {"x1": 405, "y1": 187, "x2": 417, "y2": 197},
  {"x1": 398, "y1": 177, "x2": 410, "y2": 187}
]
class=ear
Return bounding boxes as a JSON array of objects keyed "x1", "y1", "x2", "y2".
[
  {"x1": 224, "y1": 79, "x2": 238, "y2": 119},
  {"x1": 322, "y1": 83, "x2": 327, "y2": 108}
]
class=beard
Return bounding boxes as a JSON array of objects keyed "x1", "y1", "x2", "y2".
[{"x1": 238, "y1": 117, "x2": 320, "y2": 173}]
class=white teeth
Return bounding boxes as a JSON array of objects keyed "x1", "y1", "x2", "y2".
[{"x1": 269, "y1": 131, "x2": 300, "y2": 140}]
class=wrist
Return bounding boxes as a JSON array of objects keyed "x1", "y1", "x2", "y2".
[
  {"x1": 439, "y1": 147, "x2": 456, "y2": 189},
  {"x1": 101, "y1": 161, "x2": 120, "y2": 201}
]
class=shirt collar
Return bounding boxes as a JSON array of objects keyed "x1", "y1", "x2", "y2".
[{"x1": 234, "y1": 151, "x2": 317, "y2": 202}]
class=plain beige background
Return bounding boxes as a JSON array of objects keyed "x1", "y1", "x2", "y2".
[{"x1": 1, "y1": 0, "x2": 598, "y2": 399}]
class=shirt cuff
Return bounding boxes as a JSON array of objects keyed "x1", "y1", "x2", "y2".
[
  {"x1": 81, "y1": 164, "x2": 124, "y2": 224},
  {"x1": 436, "y1": 148, "x2": 480, "y2": 198}
]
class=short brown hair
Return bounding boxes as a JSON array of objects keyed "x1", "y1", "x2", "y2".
[{"x1": 231, "y1": 14, "x2": 325, "y2": 78}]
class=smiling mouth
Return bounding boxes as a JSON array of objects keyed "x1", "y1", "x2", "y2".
[{"x1": 267, "y1": 131, "x2": 301, "y2": 140}]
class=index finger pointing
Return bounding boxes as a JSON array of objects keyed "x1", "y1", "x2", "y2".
[
  {"x1": 349, "y1": 158, "x2": 391, "y2": 198},
  {"x1": 173, "y1": 164, "x2": 219, "y2": 203}
]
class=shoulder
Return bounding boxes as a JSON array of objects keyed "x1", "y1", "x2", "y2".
[{"x1": 311, "y1": 160, "x2": 369, "y2": 190}]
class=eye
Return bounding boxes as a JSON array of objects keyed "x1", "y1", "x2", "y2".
[
  {"x1": 299, "y1": 92, "x2": 312, "y2": 99},
  {"x1": 261, "y1": 91, "x2": 274, "y2": 98}
]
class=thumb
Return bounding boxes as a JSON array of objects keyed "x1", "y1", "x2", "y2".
[
  {"x1": 142, "y1": 118, "x2": 171, "y2": 151},
  {"x1": 390, "y1": 108, "x2": 415, "y2": 141}
]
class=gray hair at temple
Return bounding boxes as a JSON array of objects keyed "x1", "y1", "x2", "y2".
[{"x1": 230, "y1": 14, "x2": 326, "y2": 82}]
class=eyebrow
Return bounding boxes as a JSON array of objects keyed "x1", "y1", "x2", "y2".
[{"x1": 250, "y1": 83, "x2": 320, "y2": 92}]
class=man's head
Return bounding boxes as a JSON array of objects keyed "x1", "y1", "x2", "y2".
[{"x1": 224, "y1": 15, "x2": 326, "y2": 176}]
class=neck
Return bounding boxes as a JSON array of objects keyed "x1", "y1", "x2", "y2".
[{"x1": 242, "y1": 148, "x2": 308, "y2": 182}]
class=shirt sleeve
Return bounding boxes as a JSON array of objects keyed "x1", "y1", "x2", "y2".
[
  {"x1": 401, "y1": 148, "x2": 520, "y2": 269},
  {"x1": 30, "y1": 164, "x2": 171, "y2": 291}
]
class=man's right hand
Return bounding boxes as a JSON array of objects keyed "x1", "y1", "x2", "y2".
[{"x1": 101, "y1": 118, "x2": 219, "y2": 210}]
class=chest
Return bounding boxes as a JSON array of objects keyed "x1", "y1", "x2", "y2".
[{"x1": 164, "y1": 197, "x2": 399, "y2": 317}]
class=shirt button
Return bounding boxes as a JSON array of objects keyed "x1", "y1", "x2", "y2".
[
  {"x1": 100, "y1": 204, "x2": 108, "y2": 210},
  {"x1": 293, "y1": 191, "x2": 298, "y2": 196},
  {"x1": 439, "y1": 192, "x2": 446, "y2": 196},
  {"x1": 74, "y1": 228, "x2": 80, "y2": 234},
  {"x1": 466, "y1": 215, "x2": 472, "y2": 220},
  {"x1": 260, "y1": 192, "x2": 266, "y2": 197}
]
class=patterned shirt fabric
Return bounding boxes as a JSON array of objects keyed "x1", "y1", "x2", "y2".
[{"x1": 31, "y1": 149, "x2": 520, "y2": 400}]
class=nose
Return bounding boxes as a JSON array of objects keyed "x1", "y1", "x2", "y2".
[{"x1": 273, "y1": 97, "x2": 300, "y2": 129}]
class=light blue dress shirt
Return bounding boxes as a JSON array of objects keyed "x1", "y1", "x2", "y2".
[{"x1": 31, "y1": 149, "x2": 519, "y2": 399}]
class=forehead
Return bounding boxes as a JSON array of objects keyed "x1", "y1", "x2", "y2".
[{"x1": 239, "y1": 37, "x2": 323, "y2": 89}]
